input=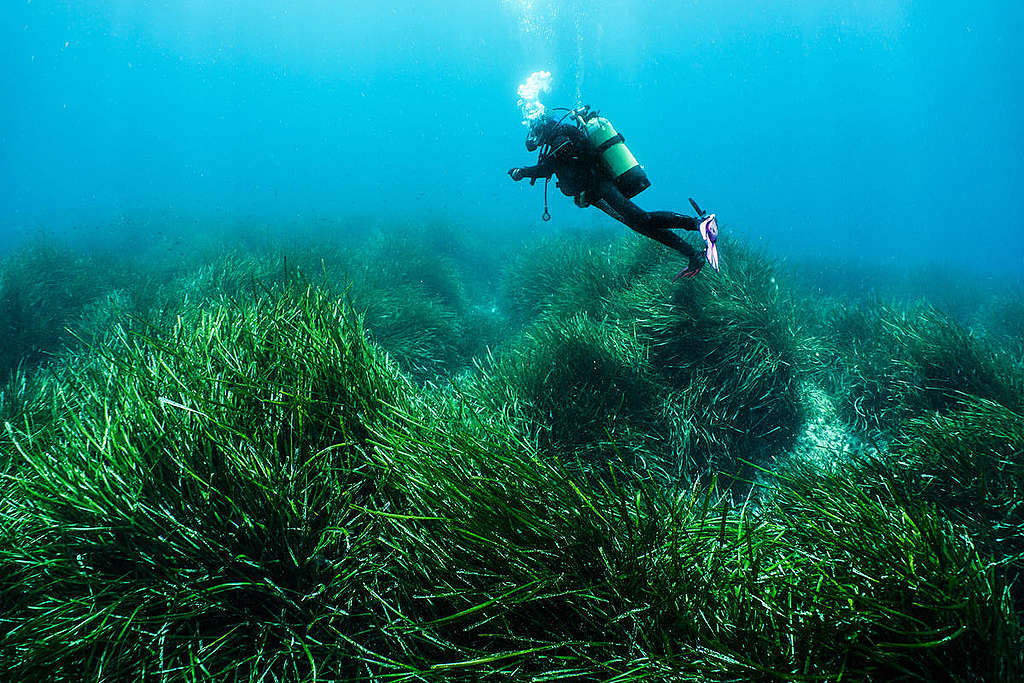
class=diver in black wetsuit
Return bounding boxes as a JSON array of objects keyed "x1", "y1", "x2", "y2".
[{"x1": 508, "y1": 107, "x2": 715, "y2": 279}]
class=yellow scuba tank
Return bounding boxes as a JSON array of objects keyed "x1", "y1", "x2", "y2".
[{"x1": 583, "y1": 115, "x2": 651, "y2": 198}]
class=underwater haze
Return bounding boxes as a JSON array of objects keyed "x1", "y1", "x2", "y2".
[
  {"x1": 5, "y1": 2, "x2": 1024, "y2": 681},
  {"x1": 2, "y1": 0, "x2": 1023, "y2": 275}
]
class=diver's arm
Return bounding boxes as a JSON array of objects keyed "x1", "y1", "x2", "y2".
[
  {"x1": 521, "y1": 159, "x2": 555, "y2": 178},
  {"x1": 509, "y1": 157, "x2": 555, "y2": 181},
  {"x1": 509, "y1": 131, "x2": 580, "y2": 181}
]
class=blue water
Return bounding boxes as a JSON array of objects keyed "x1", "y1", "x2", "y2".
[{"x1": 2, "y1": 1, "x2": 1022, "y2": 275}]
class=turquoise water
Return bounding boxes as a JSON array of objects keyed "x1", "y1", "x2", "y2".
[
  {"x1": 2, "y1": 4, "x2": 1024, "y2": 678},
  {"x1": 2, "y1": 1, "x2": 1022, "y2": 275}
]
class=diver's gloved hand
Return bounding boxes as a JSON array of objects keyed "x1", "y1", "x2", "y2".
[{"x1": 508, "y1": 167, "x2": 524, "y2": 181}]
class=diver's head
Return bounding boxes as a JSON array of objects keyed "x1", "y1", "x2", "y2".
[{"x1": 525, "y1": 115, "x2": 556, "y2": 152}]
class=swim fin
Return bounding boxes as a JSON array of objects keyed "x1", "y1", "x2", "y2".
[{"x1": 699, "y1": 213, "x2": 719, "y2": 271}]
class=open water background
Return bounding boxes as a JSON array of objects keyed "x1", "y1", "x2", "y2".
[{"x1": 1, "y1": 1, "x2": 1022, "y2": 277}]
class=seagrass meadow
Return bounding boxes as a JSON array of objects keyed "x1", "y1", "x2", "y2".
[{"x1": 1, "y1": 224, "x2": 1022, "y2": 682}]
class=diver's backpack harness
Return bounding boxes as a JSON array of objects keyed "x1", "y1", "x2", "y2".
[{"x1": 531, "y1": 106, "x2": 651, "y2": 220}]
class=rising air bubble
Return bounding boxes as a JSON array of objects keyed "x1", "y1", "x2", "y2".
[{"x1": 517, "y1": 70, "x2": 552, "y2": 124}]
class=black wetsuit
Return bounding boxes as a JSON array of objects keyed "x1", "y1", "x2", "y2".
[{"x1": 515, "y1": 121, "x2": 702, "y2": 270}]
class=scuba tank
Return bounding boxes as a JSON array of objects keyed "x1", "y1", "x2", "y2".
[{"x1": 578, "y1": 112, "x2": 650, "y2": 199}]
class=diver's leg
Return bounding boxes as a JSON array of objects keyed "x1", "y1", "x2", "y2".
[
  {"x1": 597, "y1": 180, "x2": 647, "y2": 227},
  {"x1": 597, "y1": 180, "x2": 700, "y2": 263},
  {"x1": 648, "y1": 211, "x2": 699, "y2": 231},
  {"x1": 596, "y1": 179, "x2": 699, "y2": 231},
  {"x1": 592, "y1": 198, "x2": 625, "y2": 224}
]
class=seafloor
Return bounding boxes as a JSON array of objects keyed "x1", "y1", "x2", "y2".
[{"x1": 1, "y1": 222, "x2": 1022, "y2": 681}]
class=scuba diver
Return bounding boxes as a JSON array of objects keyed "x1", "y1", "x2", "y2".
[{"x1": 508, "y1": 105, "x2": 719, "y2": 279}]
